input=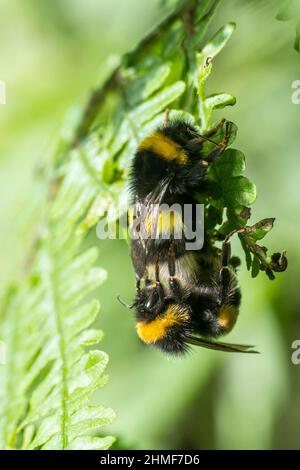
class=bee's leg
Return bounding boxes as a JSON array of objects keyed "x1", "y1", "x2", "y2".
[
  {"x1": 155, "y1": 252, "x2": 165, "y2": 302},
  {"x1": 203, "y1": 118, "x2": 225, "y2": 138},
  {"x1": 221, "y1": 239, "x2": 231, "y2": 267},
  {"x1": 211, "y1": 239, "x2": 241, "y2": 334},
  {"x1": 218, "y1": 227, "x2": 247, "y2": 274},
  {"x1": 136, "y1": 278, "x2": 141, "y2": 293},
  {"x1": 219, "y1": 239, "x2": 235, "y2": 298},
  {"x1": 204, "y1": 240, "x2": 234, "y2": 299},
  {"x1": 186, "y1": 119, "x2": 230, "y2": 156},
  {"x1": 167, "y1": 240, "x2": 182, "y2": 299},
  {"x1": 188, "y1": 119, "x2": 227, "y2": 151},
  {"x1": 202, "y1": 120, "x2": 231, "y2": 165}
]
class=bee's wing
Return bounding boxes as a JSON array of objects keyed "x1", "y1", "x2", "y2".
[
  {"x1": 184, "y1": 335, "x2": 259, "y2": 354},
  {"x1": 130, "y1": 237, "x2": 147, "y2": 279},
  {"x1": 145, "y1": 175, "x2": 172, "y2": 206},
  {"x1": 130, "y1": 176, "x2": 173, "y2": 279},
  {"x1": 132, "y1": 176, "x2": 172, "y2": 244},
  {"x1": 129, "y1": 198, "x2": 147, "y2": 278},
  {"x1": 144, "y1": 176, "x2": 172, "y2": 239}
]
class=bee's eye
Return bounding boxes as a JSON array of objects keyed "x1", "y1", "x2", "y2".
[{"x1": 145, "y1": 289, "x2": 159, "y2": 310}]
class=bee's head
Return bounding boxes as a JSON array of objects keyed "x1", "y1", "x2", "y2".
[
  {"x1": 135, "y1": 295, "x2": 192, "y2": 355},
  {"x1": 133, "y1": 283, "x2": 165, "y2": 318}
]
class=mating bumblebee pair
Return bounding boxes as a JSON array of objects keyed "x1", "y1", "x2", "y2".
[{"x1": 120, "y1": 117, "x2": 257, "y2": 355}]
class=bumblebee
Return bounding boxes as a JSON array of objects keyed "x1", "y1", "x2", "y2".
[{"x1": 122, "y1": 118, "x2": 257, "y2": 355}]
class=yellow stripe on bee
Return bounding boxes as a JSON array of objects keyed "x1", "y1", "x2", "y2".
[
  {"x1": 217, "y1": 305, "x2": 238, "y2": 332},
  {"x1": 145, "y1": 210, "x2": 183, "y2": 236},
  {"x1": 158, "y1": 210, "x2": 183, "y2": 234},
  {"x1": 138, "y1": 132, "x2": 188, "y2": 163},
  {"x1": 136, "y1": 305, "x2": 189, "y2": 344}
]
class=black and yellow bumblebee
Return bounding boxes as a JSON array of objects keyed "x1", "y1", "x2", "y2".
[{"x1": 121, "y1": 117, "x2": 257, "y2": 356}]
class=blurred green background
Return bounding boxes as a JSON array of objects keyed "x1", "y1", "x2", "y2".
[{"x1": 1, "y1": 0, "x2": 300, "y2": 450}]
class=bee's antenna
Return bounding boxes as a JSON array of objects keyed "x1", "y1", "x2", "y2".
[{"x1": 117, "y1": 295, "x2": 134, "y2": 309}]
